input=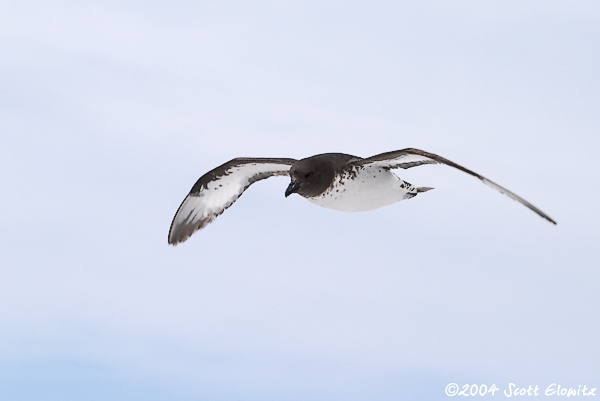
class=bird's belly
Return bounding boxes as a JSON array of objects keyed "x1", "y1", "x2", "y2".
[{"x1": 306, "y1": 168, "x2": 407, "y2": 212}]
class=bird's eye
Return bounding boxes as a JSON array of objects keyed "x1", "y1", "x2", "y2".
[{"x1": 305, "y1": 171, "x2": 313, "y2": 179}]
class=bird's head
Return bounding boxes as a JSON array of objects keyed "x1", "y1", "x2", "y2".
[{"x1": 286, "y1": 156, "x2": 335, "y2": 198}]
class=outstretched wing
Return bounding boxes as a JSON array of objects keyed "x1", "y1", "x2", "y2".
[
  {"x1": 352, "y1": 148, "x2": 556, "y2": 225},
  {"x1": 169, "y1": 158, "x2": 297, "y2": 245}
]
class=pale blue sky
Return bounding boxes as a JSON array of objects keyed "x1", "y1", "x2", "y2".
[{"x1": 1, "y1": 1, "x2": 599, "y2": 400}]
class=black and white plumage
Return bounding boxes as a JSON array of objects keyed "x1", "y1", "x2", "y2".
[
  {"x1": 168, "y1": 148, "x2": 556, "y2": 245},
  {"x1": 167, "y1": 158, "x2": 297, "y2": 245}
]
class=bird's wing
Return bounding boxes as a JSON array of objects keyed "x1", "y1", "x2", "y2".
[
  {"x1": 169, "y1": 158, "x2": 297, "y2": 244},
  {"x1": 351, "y1": 148, "x2": 556, "y2": 225}
]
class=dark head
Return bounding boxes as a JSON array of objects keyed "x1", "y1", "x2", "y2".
[{"x1": 285, "y1": 154, "x2": 348, "y2": 198}]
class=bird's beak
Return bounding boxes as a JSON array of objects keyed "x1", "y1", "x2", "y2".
[{"x1": 285, "y1": 180, "x2": 300, "y2": 197}]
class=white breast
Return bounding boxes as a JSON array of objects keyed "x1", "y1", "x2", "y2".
[{"x1": 306, "y1": 166, "x2": 412, "y2": 212}]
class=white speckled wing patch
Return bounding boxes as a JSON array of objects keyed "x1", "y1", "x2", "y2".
[
  {"x1": 169, "y1": 158, "x2": 295, "y2": 244},
  {"x1": 352, "y1": 148, "x2": 556, "y2": 224}
]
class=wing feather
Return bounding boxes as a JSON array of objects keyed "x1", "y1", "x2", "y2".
[
  {"x1": 352, "y1": 148, "x2": 556, "y2": 225},
  {"x1": 168, "y1": 158, "x2": 297, "y2": 244}
]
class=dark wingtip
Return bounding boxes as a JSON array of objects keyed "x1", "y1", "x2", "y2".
[
  {"x1": 167, "y1": 229, "x2": 182, "y2": 246},
  {"x1": 167, "y1": 234, "x2": 180, "y2": 246},
  {"x1": 168, "y1": 228, "x2": 193, "y2": 246},
  {"x1": 168, "y1": 220, "x2": 197, "y2": 246}
]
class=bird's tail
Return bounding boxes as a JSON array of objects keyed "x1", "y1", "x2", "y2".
[{"x1": 403, "y1": 181, "x2": 434, "y2": 200}]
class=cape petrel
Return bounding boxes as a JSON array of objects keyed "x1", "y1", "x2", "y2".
[{"x1": 168, "y1": 148, "x2": 556, "y2": 244}]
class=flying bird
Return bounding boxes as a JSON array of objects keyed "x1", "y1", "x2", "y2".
[{"x1": 168, "y1": 148, "x2": 556, "y2": 245}]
